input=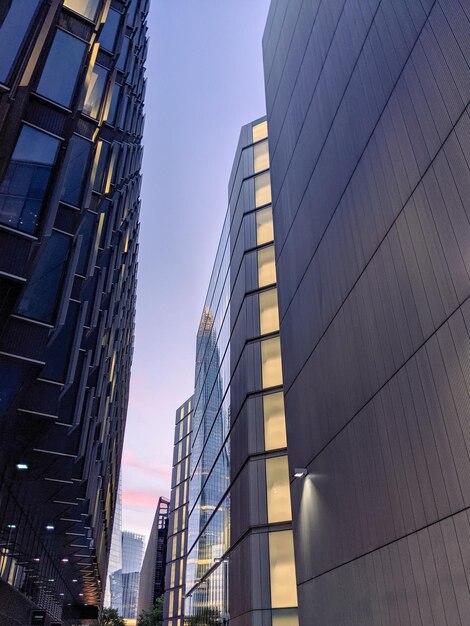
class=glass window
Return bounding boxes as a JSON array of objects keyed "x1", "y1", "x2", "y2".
[
  {"x1": 269, "y1": 531, "x2": 298, "y2": 609},
  {"x1": 83, "y1": 64, "x2": 108, "y2": 118},
  {"x1": 272, "y1": 609, "x2": 299, "y2": 626},
  {"x1": 63, "y1": 0, "x2": 100, "y2": 20},
  {"x1": 255, "y1": 172, "x2": 272, "y2": 207},
  {"x1": 252, "y1": 120, "x2": 268, "y2": 143},
  {"x1": 256, "y1": 206, "x2": 274, "y2": 246},
  {"x1": 254, "y1": 139, "x2": 270, "y2": 173},
  {"x1": 92, "y1": 141, "x2": 110, "y2": 193},
  {"x1": 126, "y1": 0, "x2": 138, "y2": 28},
  {"x1": 106, "y1": 82, "x2": 121, "y2": 125},
  {"x1": 263, "y1": 392, "x2": 287, "y2": 451},
  {"x1": 261, "y1": 337, "x2": 283, "y2": 389},
  {"x1": 99, "y1": 8, "x2": 121, "y2": 52},
  {"x1": 0, "y1": 357, "x2": 30, "y2": 414},
  {"x1": 117, "y1": 36, "x2": 130, "y2": 71},
  {"x1": 16, "y1": 232, "x2": 70, "y2": 323},
  {"x1": 170, "y1": 562, "x2": 176, "y2": 588},
  {"x1": 259, "y1": 288, "x2": 279, "y2": 335},
  {"x1": 258, "y1": 245, "x2": 276, "y2": 288},
  {"x1": 37, "y1": 29, "x2": 86, "y2": 107},
  {"x1": 0, "y1": 0, "x2": 41, "y2": 83},
  {"x1": 76, "y1": 211, "x2": 96, "y2": 275},
  {"x1": 61, "y1": 135, "x2": 92, "y2": 206},
  {"x1": 266, "y1": 456, "x2": 292, "y2": 523},
  {"x1": 41, "y1": 300, "x2": 79, "y2": 382},
  {"x1": 0, "y1": 125, "x2": 60, "y2": 234}
]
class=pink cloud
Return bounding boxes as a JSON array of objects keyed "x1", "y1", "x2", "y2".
[
  {"x1": 122, "y1": 450, "x2": 172, "y2": 480},
  {"x1": 122, "y1": 488, "x2": 164, "y2": 509}
]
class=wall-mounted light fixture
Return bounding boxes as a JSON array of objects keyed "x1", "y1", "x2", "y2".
[{"x1": 293, "y1": 468, "x2": 307, "y2": 478}]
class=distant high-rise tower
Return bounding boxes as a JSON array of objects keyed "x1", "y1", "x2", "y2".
[
  {"x1": 122, "y1": 530, "x2": 144, "y2": 619},
  {"x1": 0, "y1": 1, "x2": 148, "y2": 623},
  {"x1": 137, "y1": 496, "x2": 170, "y2": 618},
  {"x1": 104, "y1": 474, "x2": 123, "y2": 614}
]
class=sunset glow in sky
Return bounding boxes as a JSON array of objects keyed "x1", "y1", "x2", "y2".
[{"x1": 121, "y1": 0, "x2": 271, "y2": 540}]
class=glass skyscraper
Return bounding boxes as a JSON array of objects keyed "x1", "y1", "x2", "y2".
[
  {"x1": 0, "y1": 0, "x2": 148, "y2": 622},
  {"x1": 122, "y1": 530, "x2": 145, "y2": 619},
  {"x1": 164, "y1": 119, "x2": 298, "y2": 626}
]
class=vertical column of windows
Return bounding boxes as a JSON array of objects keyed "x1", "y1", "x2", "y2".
[{"x1": 251, "y1": 121, "x2": 298, "y2": 626}]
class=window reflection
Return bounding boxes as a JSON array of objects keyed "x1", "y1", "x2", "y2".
[
  {"x1": 61, "y1": 135, "x2": 92, "y2": 206},
  {"x1": 36, "y1": 29, "x2": 87, "y2": 107},
  {"x1": 117, "y1": 36, "x2": 130, "y2": 72},
  {"x1": 106, "y1": 83, "x2": 121, "y2": 125},
  {"x1": 254, "y1": 139, "x2": 270, "y2": 173},
  {"x1": 259, "y1": 288, "x2": 279, "y2": 335},
  {"x1": 63, "y1": 0, "x2": 100, "y2": 20},
  {"x1": 0, "y1": 0, "x2": 41, "y2": 83},
  {"x1": 16, "y1": 232, "x2": 70, "y2": 323},
  {"x1": 255, "y1": 171, "x2": 272, "y2": 207},
  {"x1": 257, "y1": 245, "x2": 276, "y2": 288},
  {"x1": 272, "y1": 609, "x2": 299, "y2": 626},
  {"x1": 263, "y1": 392, "x2": 287, "y2": 451},
  {"x1": 83, "y1": 64, "x2": 108, "y2": 118},
  {"x1": 99, "y1": 8, "x2": 121, "y2": 52},
  {"x1": 261, "y1": 337, "x2": 283, "y2": 389},
  {"x1": 269, "y1": 531, "x2": 298, "y2": 609},
  {"x1": 256, "y1": 206, "x2": 274, "y2": 246},
  {"x1": 252, "y1": 120, "x2": 268, "y2": 143},
  {"x1": 0, "y1": 125, "x2": 60, "y2": 234},
  {"x1": 266, "y1": 456, "x2": 292, "y2": 523}
]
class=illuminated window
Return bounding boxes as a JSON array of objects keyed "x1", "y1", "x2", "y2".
[
  {"x1": 172, "y1": 535, "x2": 177, "y2": 560},
  {"x1": 256, "y1": 206, "x2": 274, "y2": 246},
  {"x1": 252, "y1": 120, "x2": 268, "y2": 143},
  {"x1": 170, "y1": 562, "x2": 176, "y2": 588},
  {"x1": 36, "y1": 29, "x2": 86, "y2": 107},
  {"x1": 263, "y1": 392, "x2": 287, "y2": 450},
  {"x1": 258, "y1": 245, "x2": 276, "y2": 288},
  {"x1": 261, "y1": 337, "x2": 283, "y2": 389},
  {"x1": 168, "y1": 590, "x2": 174, "y2": 617},
  {"x1": 83, "y1": 64, "x2": 108, "y2": 118},
  {"x1": 272, "y1": 609, "x2": 299, "y2": 626},
  {"x1": 254, "y1": 139, "x2": 270, "y2": 173},
  {"x1": 269, "y1": 531, "x2": 298, "y2": 608},
  {"x1": 266, "y1": 456, "x2": 292, "y2": 523},
  {"x1": 64, "y1": 0, "x2": 100, "y2": 20},
  {"x1": 259, "y1": 288, "x2": 279, "y2": 335},
  {"x1": 255, "y1": 172, "x2": 272, "y2": 207}
]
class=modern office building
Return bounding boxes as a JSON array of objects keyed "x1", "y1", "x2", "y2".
[
  {"x1": 122, "y1": 530, "x2": 144, "y2": 619},
  {"x1": 0, "y1": 0, "x2": 148, "y2": 623},
  {"x1": 163, "y1": 397, "x2": 193, "y2": 626},
  {"x1": 263, "y1": 1, "x2": 470, "y2": 624},
  {"x1": 137, "y1": 496, "x2": 170, "y2": 618},
  {"x1": 104, "y1": 474, "x2": 123, "y2": 614},
  {"x1": 164, "y1": 120, "x2": 298, "y2": 626}
]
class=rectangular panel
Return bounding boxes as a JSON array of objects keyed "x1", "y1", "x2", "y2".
[
  {"x1": 261, "y1": 337, "x2": 283, "y2": 388},
  {"x1": 254, "y1": 139, "x2": 270, "y2": 173},
  {"x1": 263, "y1": 392, "x2": 287, "y2": 450},
  {"x1": 266, "y1": 455, "x2": 292, "y2": 523},
  {"x1": 256, "y1": 206, "x2": 274, "y2": 246},
  {"x1": 258, "y1": 245, "x2": 276, "y2": 288},
  {"x1": 269, "y1": 530, "x2": 298, "y2": 609},
  {"x1": 260, "y1": 288, "x2": 280, "y2": 335},
  {"x1": 255, "y1": 171, "x2": 272, "y2": 207}
]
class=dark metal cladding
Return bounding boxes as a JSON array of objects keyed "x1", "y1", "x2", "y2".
[
  {"x1": 0, "y1": 0, "x2": 149, "y2": 622},
  {"x1": 263, "y1": 0, "x2": 470, "y2": 624}
]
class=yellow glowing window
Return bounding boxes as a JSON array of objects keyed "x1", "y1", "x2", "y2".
[
  {"x1": 256, "y1": 206, "x2": 274, "y2": 246},
  {"x1": 269, "y1": 531, "x2": 298, "y2": 608},
  {"x1": 172, "y1": 535, "x2": 177, "y2": 560},
  {"x1": 170, "y1": 562, "x2": 176, "y2": 588},
  {"x1": 176, "y1": 462, "x2": 181, "y2": 485},
  {"x1": 177, "y1": 441, "x2": 183, "y2": 463},
  {"x1": 266, "y1": 456, "x2": 292, "y2": 523},
  {"x1": 254, "y1": 139, "x2": 270, "y2": 173},
  {"x1": 180, "y1": 406, "x2": 185, "y2": 420},
  {"x1": 260, "y1": 288, "x2": 279, "y2": 335},
  {"x1": 169, "y1": 590, "x2": 174, "y2": 617},
  {"x1": 177, "y1": 588, "x2": 182, "y2": 614},
  {"x1": 179, "y1": 564, "x2": 184, "y2": 586},
  {"x1": 181, "y1": 506, "x2": 186, "y2": 530},
  {"x1": 263, "y1": 392, "x2": 287, "y2": 450},
  {"x1": 252, "y1": 120, "x2": 268, "y2": 143},
  {"x1": 272, "y1": 609, "x2": 299, "y2": 626},
  {"x1": 63, "y1": 0, "x2": 100, "y2": 19},
  {"x1": 261, "y1": 337, "x2": 283, "y2": 389},
  {"x1": 255, "y1": 172, "x2": 272, "y2": 208},
  {"x1": 183, "y1": 480, "x2": 188, "y2": 503},
  {"x1": 188, "y1": 399, "x2": 192, "y2": 412},
  {"x1": 258, "y1": 245, "x2": 276, "y2": 288}
]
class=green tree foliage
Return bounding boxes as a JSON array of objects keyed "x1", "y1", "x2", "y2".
[
  {"x1": 97, "y1": 607, "x2": 125, "y2": 626},
  {"x1": 137, "y1": 595, "x2": 164, "y2": 626},
  {"x1": 185, "y1": 606, "x2": 222, "y2": 626}
]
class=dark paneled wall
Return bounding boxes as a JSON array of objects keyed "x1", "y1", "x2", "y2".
[{"x1": 264, "y1": 0, "x2": 470, "y2": 623}]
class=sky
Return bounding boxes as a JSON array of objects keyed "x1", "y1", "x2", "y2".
[{"x1": 121, "y1": 0, "x2": 272, "y2": 539}]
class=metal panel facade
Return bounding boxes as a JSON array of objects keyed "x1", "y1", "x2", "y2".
[{"x1": 263, "y1": 0, "x2": 470, "y2": 623}]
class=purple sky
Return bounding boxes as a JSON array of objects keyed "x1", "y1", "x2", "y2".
[{"x1": 122, "y1": 0, "x2": 271, "y2": 538}]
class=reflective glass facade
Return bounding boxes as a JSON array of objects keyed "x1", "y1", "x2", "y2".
[
  {"x1": 165, "y1": 120, "x2": 298, "y2": 625},
  {"x1": 0, "y1": 0, "x2": 148, "y2": 622},
  {"x1": 163, "y1": 397, "x2": 193, "y2": 626},
  {"x1": 122, "y1": 531, "x2": 144, "y2": 619},
  {"x1": 263, "y1": 1, "x2": 470, "y2": 624}
]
